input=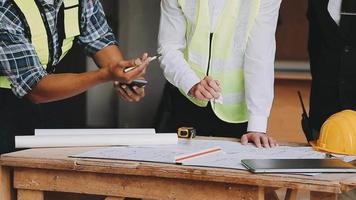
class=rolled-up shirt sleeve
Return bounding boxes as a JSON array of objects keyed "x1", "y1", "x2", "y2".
[
  {"x1": 77, "y1": 0, "x2": 118, "y2": 57},
  {"x1": 158, "y1": 0, "x2": 201, "y2": 94},
  {"x1": 244, "y1": 0, "x2": 281, "y2": 133},
  {"x1": 0, "y1": 28, "x2": 47, "y2": 98}
]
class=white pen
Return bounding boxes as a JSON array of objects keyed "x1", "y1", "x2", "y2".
[
  {"x1": 341, "y1": 12, "x2": 356, "y2": 16},
  {"x1": 124, "y1": 53, "x2": 161, "y2": 73}
]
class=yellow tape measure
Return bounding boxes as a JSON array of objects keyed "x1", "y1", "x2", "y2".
[{"x1": 177, "y1": 127, "x2": 196, "y2": 138}]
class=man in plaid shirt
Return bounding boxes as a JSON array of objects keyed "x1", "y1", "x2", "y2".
[{"x1": 0, "y1": 0, "x2": 150, "y2": 154}]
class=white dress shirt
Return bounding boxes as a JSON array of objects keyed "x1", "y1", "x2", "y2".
[
  {"x1": 158, "y1": 0, "x2": 281, "y2": 133},
  {"x1": 328, "y1": 0, "x2": 342, "y2": 25}
]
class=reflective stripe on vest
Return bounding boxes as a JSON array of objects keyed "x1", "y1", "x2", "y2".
[
  {"x1": 0, "y1": 0, "x2": 80, "y2": 89},
  {"x1": 178, "y1": 0, "x2": 260, "y2": 123},
  {"x1": 61, "y1": 0, "x2": 80, "y2": 60}
]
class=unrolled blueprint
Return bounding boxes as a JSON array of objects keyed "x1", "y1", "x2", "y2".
[{"x1": 72, "y1": 139, "x2": 328, "y2": 170}]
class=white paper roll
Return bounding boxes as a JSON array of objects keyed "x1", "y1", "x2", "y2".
[
  {"x1": 34, "y1": 128, "x2": 156, "y2": 136},
  {"x1": 15, "y1": 133, "x2": 177, "y2": 148}
]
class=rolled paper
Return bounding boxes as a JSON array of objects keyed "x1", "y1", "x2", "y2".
[
  {"x1": 34, "y1": 128, "x2": 156, "y2": 136},
  {"x1": 16, "y1": 133, "x2": 177, "y2": 148}
]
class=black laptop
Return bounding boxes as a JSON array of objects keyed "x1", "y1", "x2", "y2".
[{"x1": 242, "y1": 159, "x2": 356, "y2": 173}]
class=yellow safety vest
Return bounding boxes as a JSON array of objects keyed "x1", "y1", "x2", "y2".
[
  {"x1": 0, "y1": 0, "x2": 81, "y2": 89},
  {"x1": 177, "y1": 0, "x2": 260, "y2": 123}
]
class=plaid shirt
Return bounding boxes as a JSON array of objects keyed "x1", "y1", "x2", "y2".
[{"x1": 0, "y1": 0, "x2": 118, "y2": 97}]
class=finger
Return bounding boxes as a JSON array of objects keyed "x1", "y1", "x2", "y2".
[
  {"x1": 197, "y1": 83, "x2": 214, "y2": 99},
  {"x1": 201, "y1": 80, "x2": 219, "y2": 98},
  {"x1": 131, "y1": 87, "x2": 141, "y2": 102},
  {"x1": 204, "y1": 82, "x2": 220, "y2": 98},
  {"x1": 135, "y1": 58, "x2": 150, "y2": 72},
  {"x1": 121, "y1": 85, "x2": 137, "y2": 100},
  {"x1": 124, "y1": 57, "x2": 149, "y2": 73},
  {"x1": 200, "y1": 88, "x2": 214, "y2": 99},
  {"x1": 261, "y1": 136, "x2": 270, "y2": 148},
  {"x1": 124, "y1": 65, "x2": 147, "y2": 82},
  {"x1": 125, "y1": 86, "x2": 143, "y2": 102},
  {"x1": 132, "y1": 86, "x2": 145, "y2": 100},
  {"x1": 208, "y1": 80, "x2": 221, "y2": 92},
  {"x1": 134, "y1": 58, "x2": 143, "y2": 66},
  {"x1": 268, "y1": 137, "x2": 276, "y2": 148},
  {"x1": 117, "y1": 85, "x2": 133, "y2": 102},
  {"x1": 194, "y1": 90, "x2": 209, "y2": 101},
  {"x1": 119, "y1": 59, "x2": 136, "y2": 68},
  {"x1": 241, "y1": 134, "x2": 248, "y2": 145},
  {"x1": 252, "y1": 135, "x2": 262, "y2": 148},
  {"x1": 205, "y1": 77, "x2": 221, "y2": 91},
  {"x1": 141, "y1": 53, "x2": 148, "y2": 61}
]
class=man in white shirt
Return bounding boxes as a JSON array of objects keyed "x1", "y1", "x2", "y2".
[{"x1": 157, "y1": 0, "x2": 281, "y2": 148}]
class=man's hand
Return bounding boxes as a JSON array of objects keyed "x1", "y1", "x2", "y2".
[
  {"x1": 110, "y1": 53, "x2": 150, "y2": 102},
  {"x1": 114, "y1": 81, "x2": 145, "y2": 102},
  {"x1": 189, "y1": 76, "x2": 221, "y2": 101},
  {"x1": 241, "y1": 132, "x2": 278, "y2": 148},
  {"x1": 107, "y1": 53, "x2": 150, "y2": 83}
]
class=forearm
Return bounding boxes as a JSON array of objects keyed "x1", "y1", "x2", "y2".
[
  {"x1": 158, "y1": 0, "x2": 200, "y2": 94},
  {"x1": 244, "y1": 0, "x2": 281, "y2": 133},
  {"x1": 244, "y1": 54, "x2": 274, "y2": 133},
  {"x1": 27, "y1": 44, "x2": 149, "y2": 103},
  {"x1": 93, "y1": 45, "x2": 124, "y2": 69},
  {"x1": 26, "y1": 44, "x2": 123, "y2": 103},
  {"x1": 27, "y1": 68, "x2": 110, "y2": 103},
  {"x1": 159, "y1": 51, "x2": 200, "y2": 94}
]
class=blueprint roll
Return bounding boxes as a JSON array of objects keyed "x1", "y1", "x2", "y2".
[
  {"x1": 15, "y1": 133, "x2": 178, "y2": 148},
  {"x1": 34, "y1": 128, "x2": 156, "y2": 136}
]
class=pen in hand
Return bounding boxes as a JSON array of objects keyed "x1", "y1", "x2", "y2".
[{"x1": 124, "y1": 53, "x2": 161, "y2": 73}]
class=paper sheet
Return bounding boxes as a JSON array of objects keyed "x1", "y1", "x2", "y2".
[
  {"x1": 72, "y1": 140, "x2": 203, "y2": 163},
  {"x1": 72, "y1": 139, "x2": 328, "y2": 173},
  {"x1": 15, "y1": 133, "x2": 177, "y2": 148},
  {"x1": 34, "y1": 128, "x2": 155, "y2": 136}
]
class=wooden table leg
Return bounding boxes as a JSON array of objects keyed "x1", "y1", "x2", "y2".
[
  {"x1": 264, "y1": 187, "x2": 280, "y2": 200},
  {"x1": 18, "y1": 189, "x2": 44, "y2": 200},
  {"x1": 310, "y1": 191, "x2": 337, "y2": 200},
  {"x1": 284, "y1": 189, "x2": 298, "y2": 200},
  {"x1": 0, "y1": 166, "x2": 13, "y2": 200},
  {"x1": 257, "y1": 187, "x2": 265, "y2": 200}
]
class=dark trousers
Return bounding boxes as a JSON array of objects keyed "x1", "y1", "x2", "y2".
[
  {"x1": 155, "y1": 83, "x2": 247, "y2": 138},
  {"x1": 0, "y1": 89, "x2": 43, "y2": 154}
]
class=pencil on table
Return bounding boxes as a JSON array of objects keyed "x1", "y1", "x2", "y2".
[{"x1": 175, "y1": 147, "x2": 222, "y2": 163}]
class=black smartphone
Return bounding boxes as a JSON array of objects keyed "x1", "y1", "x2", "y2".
[{"x1": 126, "y1": 79, "x2": 148, "y2": 88}]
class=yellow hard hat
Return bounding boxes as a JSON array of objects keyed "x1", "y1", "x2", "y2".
[{"x1": 311, "y1": 110, "x2": 356, "y2": 155}]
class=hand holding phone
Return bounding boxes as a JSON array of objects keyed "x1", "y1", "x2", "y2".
[
  {"x1": 114, "y1": 80, "x2": 146, "y2": 102},
  {"x1": 126, "y1": 79, "x2": 148, "y2": 88}
]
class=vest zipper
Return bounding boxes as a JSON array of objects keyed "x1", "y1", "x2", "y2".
[{"x1": 206, "y1": 33, "x2": 214, "y2": 76}]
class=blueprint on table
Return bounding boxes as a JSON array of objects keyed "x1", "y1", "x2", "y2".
[{"x1": 71, "y1": 139, "x2": 329, "y2": 171}]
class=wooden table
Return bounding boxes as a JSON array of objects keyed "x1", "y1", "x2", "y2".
[{"x1": 1, "y1": 146, "x2": 356, "y2": 200}]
